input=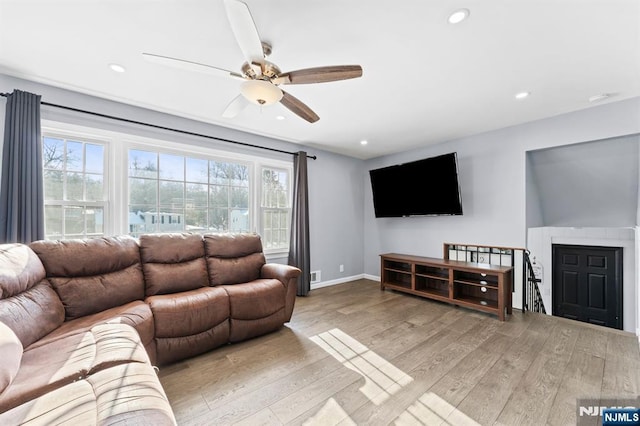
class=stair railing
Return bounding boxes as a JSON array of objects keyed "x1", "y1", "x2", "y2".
[{"x1": 522, "y1": 250, "x2": 546, "y2": 314}]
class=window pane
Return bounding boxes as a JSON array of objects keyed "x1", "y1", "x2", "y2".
[
  {"x1": 66, "y1": 141, "x2": 84, "y2": 172},
  {"x1": 129, "y1": 150, "x2": 158, "y2": 178},
  {"x1": 209, "y1": 185, "x2": 228, "y2": 207},
  {"x1": 229, "y1": 164, "x2": 249, "y2": 187},
  {"x1": 43, "y1": 138, "x2": 65, "y2": 170},
  {"x1": 230, "y1": 208, "x2": 249, "y2": 232},
  {"x1": 65, "y1": 172, "x2": 83, "y2": 201},
  {"x1": 209, "y1": 208, "x2": 228, "y2": 232},
  {"x1": 85, "y1": 174, "x2": 103, "y2": 201},
  {"x1": 44, "y1": 170, "x2": 63, "y2": 201},
  {"x1": 130, "y1": 178, "x2": 157, "y2": 207},
  {"x1": 156, "y1": 210, "x2": 184, "y2": 232},
  {"x1": 230, "y1": 187, "x2": 248, "y2": 208},
  {"x1": 186, "y1": 158, "x2": 208, "y2": 183},
  {"x1": 45, "y1": 205, "x2": 63, "y2": 238},
  {"x1": 64, "y1": 206, "x2": 85, "y2": 235},
  {"x1": 85, "y1": 144, "x2": 104, "y2": 173},
  {"x1": 209, "y1": 161, "x2": 230, "y2": 185},
  {"x1": 185, "y1": 207, "x2": 208, "y2": 232},
  {"x1": 186, "y1": 183, "x2": 208, "y2": 208},
  {"x1": 159, "y1": 153, "x2": 184, "y2": 181},
  {"x1": 129, "y1": 208, "x2": 158, "y2": 235},
  {"x1": 159, "y1": 180, "x2": 184, "y2": 209},
  {"x1": 86, "y1": 207, "x2": 104, "y2": 235}
]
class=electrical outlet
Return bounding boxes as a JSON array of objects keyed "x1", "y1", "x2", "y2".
[{"x1": 339, "y1": 264, "x2": 344, "y2": 272}]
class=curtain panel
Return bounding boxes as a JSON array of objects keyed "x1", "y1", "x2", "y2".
[
  {"x1": 0, "y1": 90, "x2": 44, "y2": 243},
  {"x1": 288, "y1": 151, "x2": 311, "y2": 296}
]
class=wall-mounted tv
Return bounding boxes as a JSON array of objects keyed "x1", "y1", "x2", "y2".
[{"x1": 369, "y1": 152, "x2": 463, "y2": 217}]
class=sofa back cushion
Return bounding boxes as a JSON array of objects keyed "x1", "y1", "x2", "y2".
[
  {"x1": 204, "y1": 233, "x2": 265, "y2": 285},
  {"x1": 0, "y1": 321, "x2": 23, "y2": 395},
  {"x1": 30, "y1": 237, "x2": 144, "y2": 321},
  {"x1": 0, "y1": 244, "x2": 46, "y2": 299},
  {"x1": 0, "y1": 282, "x2": 65, "y2": 348},
  {"x1": 139, "y1": 233, "x2": 208, "y2": 296},
  {"x1": 0, "y1": 244, "x2": 65, "y2": 347}
]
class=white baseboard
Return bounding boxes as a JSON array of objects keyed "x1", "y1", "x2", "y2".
[
  {"x1": 311, "y1": 274, "x2": 363, "y2": 290},
  {"x1": 309, "y1": 273, "x2": 380, "y2": 290}
]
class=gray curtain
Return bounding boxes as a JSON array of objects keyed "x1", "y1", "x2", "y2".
[
  {"x1": 0, "y1": 90, "x2": 44, "y2": 243},
  {"x1": 288, "y1": 151, "x2": 310, "y2": 296}
]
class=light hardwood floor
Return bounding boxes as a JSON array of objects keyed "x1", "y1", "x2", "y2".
[{"x1": 159, "y1": 279, "x2": 640, "y2": 425}]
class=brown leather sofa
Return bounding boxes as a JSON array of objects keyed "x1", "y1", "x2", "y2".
[{"x1": 0, "y1": 233, "x2": 301, "y2": 424}]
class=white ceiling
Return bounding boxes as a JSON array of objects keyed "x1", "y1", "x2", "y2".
[{"x1": 1, "y1": 0, "x2": 639, "y2": 159}]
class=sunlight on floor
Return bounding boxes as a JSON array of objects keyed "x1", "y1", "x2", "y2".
[
  {"x1": 302, "y1": 398, "x2": 356, "y2": 426},
  {"x1": 310, "y1": 328, "x2": 413, "y2": 405},
  {"x1": 395, "y1": 392, "x2": 480, "y2": 426}
]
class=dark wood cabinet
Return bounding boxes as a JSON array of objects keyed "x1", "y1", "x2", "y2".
[{"x1": 380, "y1": 253, "x2": 513, "y2": 320}]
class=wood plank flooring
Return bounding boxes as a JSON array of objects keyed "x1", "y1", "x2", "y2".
[{"x1": 158, "y1": 279, "x2": 640, "y2": 425}]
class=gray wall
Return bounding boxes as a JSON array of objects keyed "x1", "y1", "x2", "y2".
[
  {"x1": 363, "y1": 97, "x2": 640, "y2": 276},
  {"x1": 527, "y1": 135, "x2": 639, "y2": 227},
  {"x1": 0, "y1": 74, "x2": 365, "y2": 284}
]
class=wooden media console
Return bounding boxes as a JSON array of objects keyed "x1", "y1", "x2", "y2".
[{"x1": 380, "y1": 253, "x2": 513, "y2": 321}]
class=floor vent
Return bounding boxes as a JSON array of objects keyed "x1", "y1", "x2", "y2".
[{"x1": 310, "y1": 270, "x2": 321, "y2": 284}]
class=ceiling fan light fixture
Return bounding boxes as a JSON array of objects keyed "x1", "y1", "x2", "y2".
[
  {"x1": 448, "y1": 9, "x2": 470, "y2": 24},
  {"x1": 240, "y1": 80, "x2": 283, "y2": 106}
]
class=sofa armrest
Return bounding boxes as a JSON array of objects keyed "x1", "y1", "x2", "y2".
[
  {"x1": 260, "y1": 264, "x2": 301, "y2": 322},
  {"x1": 260, "y1": 263, "x2": 301, "y2": 282}
]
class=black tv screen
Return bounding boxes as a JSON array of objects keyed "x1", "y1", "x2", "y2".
[{"x1": 369, "y1": 152, "x2": 463, "y2": 217}]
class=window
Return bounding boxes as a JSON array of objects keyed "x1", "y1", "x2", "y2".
[
  {"x1": 128, "y1": 149, "x2": 250, "y2": 236},
  {"x1": 261, "y1": 167, "x2": 291, "y2": 251},
  {"x1": 42, "y1": 123, "x2": 291, "y2": 254},
  {"x1": 42, "y1": 136, "x2": 106, "y2": 239}
]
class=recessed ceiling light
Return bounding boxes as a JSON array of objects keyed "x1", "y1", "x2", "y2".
[
  {"x1": 515, "y1": 91, "x2": 530, "y2": 100},
  {"x1": 275, "y1": 115, "x2": 285, "y2": 120},
  {"x1": 588, "y1": 93, "x2": 613, "y2": 103},
  {"x1": 448, "y1": 9, "x2": 470, "y2": 24},
  {"x1": 109, "y1": 63, "x2": 126, "y2": 73},
  {"x1": 360, "y1": 140, "x2": 368, "y2": 145}
]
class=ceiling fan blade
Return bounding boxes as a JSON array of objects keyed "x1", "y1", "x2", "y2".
[
  {"x1": 142, "y1": 52, "x2": 244, "y2": 80},
  {"x1": 280, "y1": 90, "x2": 320, "y2": 123},
  {"x1": 275, "y1": 65, "x2": 363, "y2": 85},
  {"x1": 223, "y1": 0, "x2": 265, "y2": 74},
  {"x1": 222, "y1": 94, "x2": 250, "y2": 118}
]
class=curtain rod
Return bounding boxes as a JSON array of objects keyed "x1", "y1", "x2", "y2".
[{"x1": 0, "y1": 92, "x2": 317, "y2": 160}]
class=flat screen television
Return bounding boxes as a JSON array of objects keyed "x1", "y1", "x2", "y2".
[{"x1": 369, "y1": 152, "x2": 463, "y2": 217}]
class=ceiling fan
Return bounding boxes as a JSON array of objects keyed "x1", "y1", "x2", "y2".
[{"x1": 142, "y1": 0, "x2": 363, "y2": 123}]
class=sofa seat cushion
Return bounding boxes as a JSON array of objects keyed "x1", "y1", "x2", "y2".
[
  {"x1": 221, "y1": 279, "x2": 286, "y2": 342},
  {"x1": 222, "y1": 279, "x2": 285, "y2": 320},
  {"x1": 0, "y1": 324, "x2": 149, "y2": 414},
  {"x1": 0, "y1": 362, "x2": 176, "y2": 425},
  {"x1": 30, "y1": 237, "x2": 145, "y2": 320},
  {"x1": 140, "y1": 233, "x2": 208, "y2": 296},
  {"x1": 0, "y1": 321, "x2": 22, "y2": 395},
  {"x1": 29, "y1": 301, "x2": 155, "y2": 364},
  {"x1": 147, "y1": 287, "x2": 230, "y2": 365}
]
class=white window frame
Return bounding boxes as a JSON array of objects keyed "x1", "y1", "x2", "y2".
[
  {"x1": 41, "y1": 125, "x2": 113, "y2": 238},
  {"x1": 41, "y1": 121, "x2": 293, "y2": 256}
]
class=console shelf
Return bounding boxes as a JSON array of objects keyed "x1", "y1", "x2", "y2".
[{"x1": 380, "y1": 253, "x2": 513, "y2": 321}]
